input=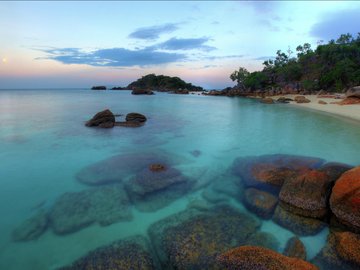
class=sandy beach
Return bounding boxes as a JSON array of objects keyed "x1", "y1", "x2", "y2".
[{"x1": 273, "y1": 94, "x2": 360, "y2": 123}]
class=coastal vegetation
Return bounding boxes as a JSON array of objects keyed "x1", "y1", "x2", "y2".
[{"x1": 231, "y1": 33, "x2": 360, "y2": 93}]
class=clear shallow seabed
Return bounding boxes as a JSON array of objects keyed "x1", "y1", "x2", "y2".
[{"x1": 0, "y1": 89, "x2": 359, "y2": 269}]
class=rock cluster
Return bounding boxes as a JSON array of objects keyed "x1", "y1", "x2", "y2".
[
  {"x1": 131, "y1": 88, "x2": 154, "y2": 95},
  {"x1": 85, "y1": 110, "x2": 147, "y2": 128}
]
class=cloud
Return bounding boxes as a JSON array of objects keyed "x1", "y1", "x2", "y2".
[
  {"x1": 156, "y1": 37, "x2": 216, "y2": 51},
  {"x1": 128, "y1": 23, "x2": 179, "y2": 40},
  {"x1": 205, "y1": 55, "x2": 245, "y2": 60},
  {"x1": 243, "y1": 1, "x2": 278, "y2": 14},
  {"x1": 39, "y1": 47, "x2": 185, "y2": 67},
  {"x1": 310, "y1": 8, "x2": 360, "y2": 41}
]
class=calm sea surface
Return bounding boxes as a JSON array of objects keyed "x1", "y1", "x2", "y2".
[{"x1": 0, "y1": 89, "x2": 359, "y2": 269}]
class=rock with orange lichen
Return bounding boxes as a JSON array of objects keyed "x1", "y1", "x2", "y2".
[
  {"x1": 59, "y1": 235, "x2": 159, "y2": 270},
  {"x1": 148, "y1": 205, "x2": 261, "y2": 269},
  {"x1": 338, "y1": 97, "x2": 360, "y2": 105},
  {"x1": 217, "y1": 246, "x2": 318, "y2": 270},
  {"x1": 272, "y1": 204, "x2": 326, "y2": 236},
  {"x1": 330, "y1": 166, "x2": 360, "y2": 232},
  {"x1": 279, "y1": 170, "x2": 333, "y2": 218},
  {"x1": 312, "y1": 231, "x2": 360, "y2": 270},
  {"x1": 232, "y1": 154, "x2": 324, "y2": 191},
  {"x1": 243, "y1": 188, "x2": 278, "y2": 219},
  {"x1": 283, "y1": 237, "x2": 307, "y2": 260}
]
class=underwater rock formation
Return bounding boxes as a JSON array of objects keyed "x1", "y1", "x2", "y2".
[
  {"x1": 59, "y1": 235, "x2": 159, "y2": 270},
  {"x1": 232, "y1": 154, "x2": 324, "y2": 192},
  {"x1": 148, "y1": 205, "x2": 262, "y2": 269},
  {"x1": 125, "y1": 166, "x2": 194, "y2": 212},
  {"x1": 12, "y1": 210, "x2": 48, "y2": 242},
  {"x1": 243, "y1": 188, "x2": 278, "y2": 219},
  {"x1": 217, "y1": 246, "x2": 318, "y2": 270},
  {"x1": 76, "y1": 151, "x2": 175, "y2": 186},
  {"x1": 272, "y1": 204, "x2": 326, "y2": 236},
  {"x1": 283, "y1": 237, "x2": 307, "y2": 260},
  {"x1": 330, "y1": 166, "x2": 360, "y2": 233},
  {"x1": 246, "y1": 232, "x2": 280, "y2": 251},
  {"x1": 49, "y1": 184, "x2": 132, "y2": 235}
]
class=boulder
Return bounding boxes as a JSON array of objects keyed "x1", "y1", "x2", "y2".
[
  {"x1": 131, "y1": 89, "x2": 154, "y2": 95},
  {"x1": 12, "y1": 210, "x2": 48, "y2": 241},
  {"x1": 283, "y1": 237, "x2": 306, "y2": 260},
  {"x1": 272, "y1": 205, "x2": 326, "y2": 236},
  {"x1": 59, "y1": 235, "x2": 159, "y2": 270},
  {"x1": 338, "y1": 97, "x2": 360, "y2": 105},
  {"x1": 91, "y1": 86, "x2": 106, "y2": 90},
  {"x1": 294, "y1": 96, "x2": 311, "y2": 103},
  {"x1": 318, "y1": 100, "x2": 327, "y2": 105},
  {"x1": 126, "y1": 112, "x2": 147, "y2": 122},
  {"x1": 148, "y1": 205, "x2": 261, "y2": 269},
  {"x1": 330, "y1": 166, "x2": 360, "y2": 232},
  {"x1": 232, "y1": 154, "x2": 324, "y2": 191},
  {"x1": 277, "y1": 97, "x2": 293, "y2": 103},
  {"x1": 85, "y1": 109, "x2": 115, "y2": 127},
  {"x1": 149, "y1": 163, "x2": 166, "y2": 172},
  {"x1": 279, "y1": 170, "x2": 333, "y2": 218},
  {"x1": 260, "y1": 97, "x2": 274, "y2": 104},
  {"x1": 243, "y1": 188, "x2": 278, "y2": 219},
  {"x1": 246, "y1": 232, "x2": 280, "y2": 251},
  {"x1": 48, "y1": 184, "x2": 132, "y2": 235},
  {"x1": 217, "y1": 246, "x2": 318, "y2": 270},
  {"x1": 319, "y1": 162, "x2": 353, "y2": 182},
  {"x1": 346, "y1": 86, "x2": 360, "y2": 98}
]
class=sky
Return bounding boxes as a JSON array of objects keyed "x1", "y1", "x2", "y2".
[{"x1": 1, "y1": 1, "x2": 360, "y2": 89}]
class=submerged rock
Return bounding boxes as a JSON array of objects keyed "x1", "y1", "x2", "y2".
[
  {"x1": 76, "y1": 151, "x2": 175, "y2": 186},
  {"x1": 148, "y1": 205, "x2": 261, "y2": 269},
  {"x1": 313, "y1": 231, "x2": 360, "y2": 270},
  {"x1": 49, "y1": 184, "x2": 132, "y2": 235},
  {"x1": 131, "y1": 89, "x2": 154, "y2": 95},
  {"x1": 279, "y1": 170, "x2": 333, "y2": 219},
  {"x1": 59, "y1": 235, "x2": 159, "y2": 270},
  {"x1": 283, "y1": 237, "x2": 307, "y2": 260},
  {"x1": 85, "y1": 109, "x2": 115, "y2": 128},
  {"x1": 243, "y1": 188, "x2": 278, "y2": 219},
  {"x1": 246, "y1": 232, "x2": 280, "y2": 251},
  {"x1": 272, "y1": 204, "x2": 326, "y2": 236},
  {"x1": 125, "y1": 166, "x2": 194, "y2": 212},
  {"x1": 232, "y1": 154, "x2": 324, "y2": 191},
  {"x1": 330, "y1": 166, "x2": 360, "y2": 232},
  {"x1": 12, "y1": 210, "x2": 48, "y2": 242},
  {"x1": 217, "y1": 246, "x2": 318, "y2": 270}
]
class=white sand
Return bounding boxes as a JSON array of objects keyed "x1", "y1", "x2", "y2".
[{"x1": 274, "y1": 95, "x2": 360, "y2": 123}]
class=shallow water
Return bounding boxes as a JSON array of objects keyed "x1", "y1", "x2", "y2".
[{"x1": 0, "y1": 89, "x2": 359, "y2": 269}]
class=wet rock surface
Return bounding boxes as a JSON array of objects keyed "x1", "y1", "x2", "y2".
[
  {"x1": 217, "y1": 246, "x2": 318, "y2": 270},
  {"x1": 148, "y1": 205, "x2": 262, "y2": 269},
  {"x1": 85, "y1": 109, "x2": 115, "y2": 127},
  {"x1": 330, "y1": 166, "x2": 360, "y2": 232},
  {"x1": 12, "y1": 210, "x2": 48, "y2": 242},
  {"x1": 273, "y1": 204, "x2": 326, "y2": 236},
  {"x1": 243, "y1": 188, "x2": 278, "y2": 219},
  {"x1": 283, "y1": 237, "x2": 307, "y2": 260},
  {"x1": 131, "y1": 89, "x2": 154, "y2": 95},
  {"x1": 59, "y1": 235, "x2": 159, "y2": 270},
  {"x1": 49, "y1": 184, "x2": 132, "y2": 235}
]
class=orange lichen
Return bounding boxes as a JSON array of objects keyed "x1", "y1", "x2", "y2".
[{"x1": 335, "y1": 231, "x2": 360, "y2": 266}]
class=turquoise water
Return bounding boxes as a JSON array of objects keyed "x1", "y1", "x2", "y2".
[{"x1": 0, "y1": 89, "x2": 359, "y2": 269}]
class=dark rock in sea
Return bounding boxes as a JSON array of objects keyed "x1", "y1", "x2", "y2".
[
  {"x1": 260, "y1": 97, "x2": 275, "y2": 104},
  {"x1": 346, "y1": 86, "x2": 360, "y2": 99},
  {"x1": 312, "y1": 231, "x2": 360, "y2": 270},
  {"x1": 91, "y1": 86, "x2": 106, "y2": 90},
  {"x1": 85, "y1": 109, "x2": 115, "y2": 128},
  {"x1": 111, "y1": 86, "x2": 127, "y2": 90},
  {"x1": 149, "y1": 163, "x2": 167, "y2": 172},
  {"x1": 48, "y1": 184, "x2": 132, "y2": 235},
  {"x1": 59, "y1": 235, "x2": 159, "y2": 270},
  {"x1": 283, "y1": 237, "x2": 307, "y2": 260},
  {"x1": 243, "y1": 188, "x2": 278, "y2": 219},
  {"x1": 76, "y1": 151, "x2": 174, "y2": 186},
  {"x1": 131, "y1": 88, "x2": 154, "y2": 95},
  {"x1": 232, "y1": 154, "x2": 324, "y2": 192},
  {"x1": 279, "y1": 170, "x2": 333, "y2": 219},
  {"x1": 246, "y1": 231, "x2": 280, "y2": 251},
  {"x1": 12, "y1": 210, "x2": 48, "y2": 242},
  {"x1": 217, "y1": 246, "x2": 318, "y2": 270},
  {"x1": 272, "y1": 204, "x2": 326, "y2": 236},
  {"x1": 294, "y1": 95, "x2": 311, "y2": 103},
  {"x1": 171, "y1": 89, "x2": 189, "y2": 94},
  {"x1": 125, "y1": 166, "x2": 194, "y2": 212},
  {"x1": 330, "y1": 166, "x2": 360, "y2": 233},
  {"x1": 148, "y1": 204, "x2": 261, "y2": 269},
  {"x1": 190, "y1": 149, "x2": 201, "y2": 157},
  {"x1": 126, "y1": 112, "x2": 147, "y2": 122},
  {"x1": 277, "y1": 97, "x2": 294, "y2": 103}
]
